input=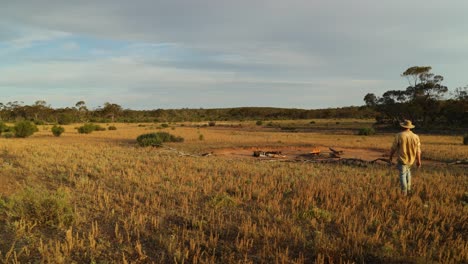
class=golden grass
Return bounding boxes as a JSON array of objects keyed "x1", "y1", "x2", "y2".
[{"x1": 0, "y1": 123, "x2": 467, "y2": 263}]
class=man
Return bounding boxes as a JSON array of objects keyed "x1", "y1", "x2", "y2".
[{"x1": 389, "y1": 120, "x2": 422, "y2": 196}]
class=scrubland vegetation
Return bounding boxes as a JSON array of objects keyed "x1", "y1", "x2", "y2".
[{"x1": 0, "y1": 121, "x2": 467, "y2": 263}]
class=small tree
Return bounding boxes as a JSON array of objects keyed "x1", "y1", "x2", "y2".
[
  {"x1": 51, "y1": 125, "x2": 65, "y2": 137},
  {"x1": 14, "y1": 121, "x2": 38, "y2": 138}
]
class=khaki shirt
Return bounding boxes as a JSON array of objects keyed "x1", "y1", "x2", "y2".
[{"x1": 391, "y1": 130, "x2": 421, "y2": 165}]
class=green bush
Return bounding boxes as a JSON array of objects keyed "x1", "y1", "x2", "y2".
[
  {"x1": 3, "y1": 132, "x2": 14, "y2": 138},
  {"x1": 51, "y1": 125, "x2": 65, "y2": 137},
  {"x1": 14, "y1": 121, "x2": 39, "y2": 138},
  {"x1": 256, "y1": 120, "x2": 263, "y2": 126},
  {"x1": 94, "y1": 124, "x2": 106, "y2": 131},
  {"x1": 0, "y1": 188, "x2": 74, "y2": 228},
  {"x1": 161, "y1": 123, "x2": 169, "y2": 128},
  {"x1": 358, "y1": 127, "x2": 376, "y2": 136},
  {"x1": 464, "y1": 134, "x2": 468, "y2": 145},
  {"x1": 137, "y1": 132, "x2": 184, "y2": 147},
  {"x1": 77, "y1": 123, "x2": 105, "y2": 134},
  {"x1": 34, "y1": 120, "x2": 46, "y2": 125},
  {"x1": 108, "y1": 125, "x2": 117, "y2": 130},
  {"x1": 0, "y1": 122, "x2": 8, "y2": 134},
  {"x1": 77, "y1": 123, "x2": 96, "y2": 134}
]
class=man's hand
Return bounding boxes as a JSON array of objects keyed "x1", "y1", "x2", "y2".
[{"x1": 416, "y1": 160, "x2": 422, "y2": 168}]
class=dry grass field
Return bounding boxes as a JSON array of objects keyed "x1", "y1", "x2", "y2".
[{"x1": 0, "y1": 121, "x2": 467, "y2": 263}]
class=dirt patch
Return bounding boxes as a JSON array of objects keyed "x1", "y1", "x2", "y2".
[
  {"x1": 209, "y1": 145, "x2": 454, "y2": 167},
  {"x1": 211, "y1": 146, "x2": 388, "y2": 161}
]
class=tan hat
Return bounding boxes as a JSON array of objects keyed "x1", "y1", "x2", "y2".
[{"x1": 400, "y1": 120, "x2": 415, "y2": 129}]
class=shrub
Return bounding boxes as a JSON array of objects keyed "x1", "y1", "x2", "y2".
[
  {"x1": 51, "y1": 125, "x2": 65, "y2": 137},
  {"x1": 0, "y1": 188, "x2": 74, "y2": 228},
  {"x1": 199, "y1": 134, "x2": 204, "y2": 141},
  {"x1": 14, "y1": 121, "x2": 39, "y2": 138},
  {"x1": 3, "y1": 132, "x2": 14, "y2": 138},
  {"x1": 34, "y1": 120, "x2": 46, "y2": 125},
  {"x1": 161, "y1": 123, "x2": 169, "y2": 128},
  {"x1": 77, "y1": 123, "x2": 96, "y2": 134},
  {"x1": 77, "y1": 123, "x2": 106, "y2": 134},
  {"x1": 256, "y1": 120, "x2": 263, "y2": 126},
  {"x1": 464, "y1": 134, "x2": 468, "y2": 145},
  {"x1": 358, "y1": 127, "x2": 375, "y2": 136},
  {"x1": 0, "y1": 122, "x2": 8, "y2": 134},
  {"x1": 94, "y1": 124, "x2": 106, "y2": 131},
  {"x1": 108, "y1": 125, "x2": 117, "y2": 130},
  {"x1": 208, "y1": 121, "x2": 216, "y2": 127},
  {"x1": 137, "y1": 132, "x2": 184, "y2": 147}
]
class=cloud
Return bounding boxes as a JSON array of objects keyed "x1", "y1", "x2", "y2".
[{"x1": 1, "y1": 0, "x2": 467, "y2": 108}]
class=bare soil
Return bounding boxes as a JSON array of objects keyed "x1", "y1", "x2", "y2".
[
  {"x1": 209, "y1": 145, "x2": 453, "y2": 166},
  {"x1": 211, "y1": 146, "x2": 387, "y2": 161}
]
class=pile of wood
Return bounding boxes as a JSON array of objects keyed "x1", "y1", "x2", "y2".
[
  {"x1": 252, "y1": 147, "x2": 393, "y2": 167},
  {"x1": 253, "y1": 151, "x2": 286, "y2": 158}
]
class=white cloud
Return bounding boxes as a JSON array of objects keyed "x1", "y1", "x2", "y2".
[{"x1": 1, "y1": 0, "x2": 467, "y2": 108}]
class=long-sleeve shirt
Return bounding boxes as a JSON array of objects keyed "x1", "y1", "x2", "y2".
[{"x1": 391, "y1": 130, "x2": 421, "y2": 165}]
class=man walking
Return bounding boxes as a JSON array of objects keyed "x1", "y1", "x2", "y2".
[{"x1": 389, "y1": 120, "x2": 422, "y2": 196}]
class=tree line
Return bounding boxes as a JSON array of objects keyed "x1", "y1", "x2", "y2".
[
  {"x1": 364, "y1": 66, "x2": 467, "y2": 129},
  {"x1": 0, "y1": 101, "x2": 376, "y2": 124},
  {"x1": 1, "y1": 66, "x2": 466, "y2": 128}
]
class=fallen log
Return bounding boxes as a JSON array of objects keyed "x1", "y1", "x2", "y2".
[
  {"x1": 253, "y1": 151, "x2": 285, "y2": 158},
  {"x1": 448, "y1": 160, "x2": 468, "y2": 165}
]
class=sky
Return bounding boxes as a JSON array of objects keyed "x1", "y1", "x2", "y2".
[{"x1": 1, "y1": 0, "x2": 467, "y2": 110}]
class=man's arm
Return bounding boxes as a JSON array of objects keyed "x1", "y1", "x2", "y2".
[
  {"x1": 416, "y1": 150, "x2": 422, "y2": 168},
  {"x1": 416, "y1": 137, "x2": 422, "y2": 168}
]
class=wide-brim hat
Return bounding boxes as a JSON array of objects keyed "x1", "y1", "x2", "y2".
[{"x1": 400, "y1": 120, "x2": 415, "y2": 129}]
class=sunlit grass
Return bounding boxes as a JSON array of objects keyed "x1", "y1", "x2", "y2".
[{"x1": 0, "y1": 122, "x2": 466, "y2": 263}]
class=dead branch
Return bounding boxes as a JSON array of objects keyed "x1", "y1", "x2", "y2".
[{"x1": 448, "y1": 160, "x2": 468, "y2": 165}]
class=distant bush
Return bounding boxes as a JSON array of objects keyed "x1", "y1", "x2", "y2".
[
  {"x1": 208, "y1": 121, "x2": 216, "y2": 127},
  {"x1": 14, "y1": 121, "x2": 39, "y2": 138},
  {"x1": 51, "y1": 125, "x2": 65, "y2": 137},
  {"x1": 309, "y1": 121, "x2": 316, "y2": 124},
  {"x1": 0, "y1": 122, "x2": 8, "y2": 135},
  {"x1": 94, "y1": 125, "x2": 106, "y2": 131},
  {"x1": 77, "y1": 123, "x2": 106, "y2": 134},
  {"x1": 358, "y1": 127, "x2": 375, "y2": 136},
  {"x1": 464, "y1": 134, "x2": 468, "y2": 145},
  {"x1": 137, "y1": 132, "x2": 184, "y2": 147},
  {"x1": 161, "y1": 123, "x2": 169, "y2": 128},
  {"x1": 199, "y1": 134, "x2": 204, "y2": 141},
  {"x1": 34, "y1": 120, "x2": 46, "y2": 125},
  {"x1": 108, "y1": 125, "x2": 117, "y2": 130},
  {"x1": 256, "y1": 120, "x2": 263, "y2": 126},
  {"x1": 3, "y1": 132, "x2": 14, "y2": 138},
  {"x1": 77, "y1": 123, "x2": 96, "y2": 134}
]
